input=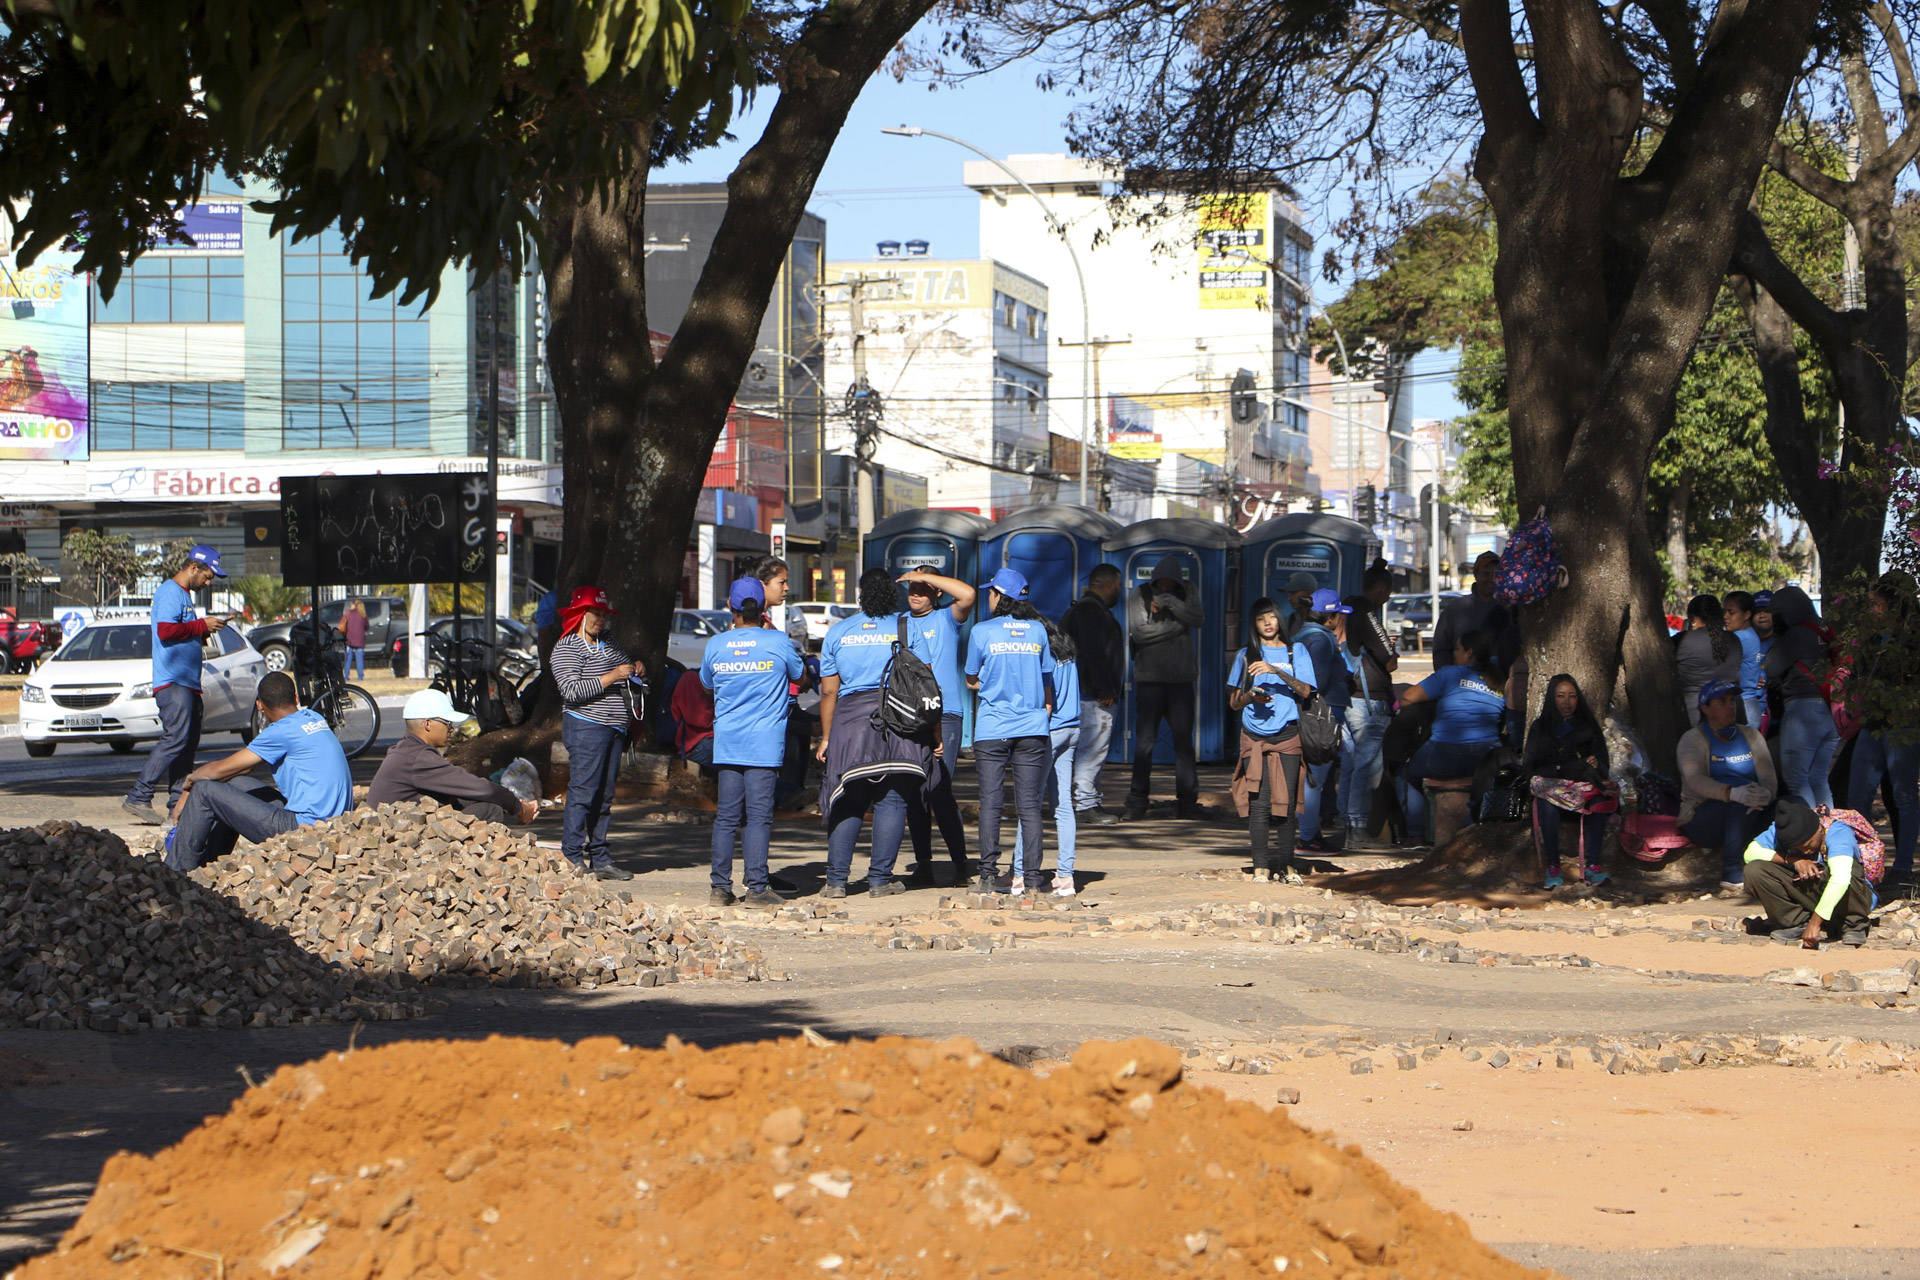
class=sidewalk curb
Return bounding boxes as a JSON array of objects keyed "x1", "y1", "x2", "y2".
[{"x1": 3, "y1": 697, "x2": 406, "y2": 745}]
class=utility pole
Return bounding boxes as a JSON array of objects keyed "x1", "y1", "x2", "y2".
[
  {"x1": 1056, "y1": 334, "x2": 1130, "y2": 510},
  {"x1": 821, "y1": 273, "x2": 891, "y2": 567},
  {"x1": 481, "y1": 270, "x2": 501, "y2": 678},
  {"x1": 1430, "y1": 419, "x2": 1443, "y2": 632}
]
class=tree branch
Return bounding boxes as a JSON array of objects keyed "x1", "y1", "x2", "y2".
[
  {"x1": 1377, "y1": 0, "x2": 1463, "y2": 49},
  {"x1": 1764, "y1": 138, "x2": 1850, "y2": 211},
  {"x1": 1732, "y1": 208, "x2": 1849, "y2": 343},
  {"x1": 1458, "y1": 0, "x2": 1537, "y2": 149},
  {"x1": 1863, "y1": 2, "x2": 1920, "y2": 180}
]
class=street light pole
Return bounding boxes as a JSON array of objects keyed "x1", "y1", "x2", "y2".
[{"x1": 882, "y1": 126, "x2": 1092, "y2": 506}]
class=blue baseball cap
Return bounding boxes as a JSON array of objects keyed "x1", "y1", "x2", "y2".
[
  {"x1": 1752, "y1": 590, "x2": 1773, "y2": 610},
  {"x1": 727, "y1": 577, "x2": 765, "y2": 610},
  {"x1": 984, "y1": 567, "x2": 1029, "y2": 599},
  {"x1": 1698, "y1": 678, "x2": 1740, "y2": 710},
  {"x1": 1309, "y1": 588, "x2": 1352, "y2": 614},
  {"x1": 186, "y1": 544, "x2": 226, "y2": 577}
]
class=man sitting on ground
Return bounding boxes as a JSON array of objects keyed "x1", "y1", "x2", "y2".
[
  {"x1": 367, "y1": 688, "x2": 539, "y2": 823},
  {"x1": 1745, "y1": 800, "x2": 1872, "y2": 948},
  {"x1": 164, "y1": 672, "x2": 353, "y2": 871}
]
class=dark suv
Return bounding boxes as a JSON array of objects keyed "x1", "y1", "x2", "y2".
[{"x1": 247, "y1": 595, "x2": 406, "y2": 673}]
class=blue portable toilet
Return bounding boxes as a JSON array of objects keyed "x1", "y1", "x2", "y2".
[
  {"x1": 1241, "y1": 513, "x2": 1371, "y2": 617},
  {"x1": 979, "y1": 505, "x2": 1122, "y2": 625},
  {"x1": 1104, "y1": 518, "x2": 1243, "y2": 767},
  {"x1": 862, "y1": 508, "x2": 991, "y2": 745}
]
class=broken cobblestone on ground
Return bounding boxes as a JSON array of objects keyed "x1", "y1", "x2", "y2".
[
  {"x1": 0, "y1": 821, "x2": 420, "y2": 1033},
  {"x1": 186, "y1": 800, "x2": 769, "y2": 991}
]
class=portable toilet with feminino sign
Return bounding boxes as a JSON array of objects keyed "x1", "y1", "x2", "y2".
[
  {"x1": 978, "y1": 504, "x2": 1123, "y2": 626},
  {"x1": 862, "y1": 508, "x2": 991, "y2": 743}
]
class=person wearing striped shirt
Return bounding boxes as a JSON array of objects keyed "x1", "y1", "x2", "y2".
[{"x1": 550, "y1": 586, "x2": 640, "y2": 881}]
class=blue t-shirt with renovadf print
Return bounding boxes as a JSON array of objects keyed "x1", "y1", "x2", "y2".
[
  {"x1": 820, "y1": 611, "x2": 899, "y2": 694},
  {"x1": 965, "y1": 615, "x2": 1056, "y2": 740},
  {"x1": 248, "y1": 708, "x2": 354, "y2": 825},
  {"x1": 150, "y1": 578, "x2": 205, "y2": 691},
  {"x1": 1419, "y1": 664, "x2": 1507, "y2": 744},
  {"x1": 700, "y1": 627, "x2": 805, "y2": 768}
]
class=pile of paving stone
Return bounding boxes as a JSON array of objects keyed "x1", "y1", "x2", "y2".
[
  {"x1": 0, "y1": 821, "x2": 420, "y2": 1033},
  {"x1": 187, "y1": 799, "x2": 768, "y2": 989}
]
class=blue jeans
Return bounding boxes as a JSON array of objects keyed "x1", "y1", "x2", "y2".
[
  {"x1": 1071, "y1": 700, "x2": 1115, "y2": 811},
  {"x1": 343, "y1": 646, "x2": 366, "y2": 679},
  {"x1": 1683, "y1": 799, "x2": 1774, "y2": 884},
  {"x1": 1779, "y1": 698, "x2": 1839, "y2": 809},
  {"x1": 976, "y1": 734, "x2": 1048, "y2": 881},
  {"x1": 1532, "y1": 796, "x2": 1609, "y2": 874},
  {"x1": 826, "y1": 776, "x2": 911, "y2": 887},
  {"x1": 908, "y1": 714, "x2": 968, "y2": 871},
  {"x1": 128, "y1": 684, "x2": 203, "y2": 807},
  {"x1": 1744, "y1": 698, "x2": 1766, "y2": 732},
  {"x1": 712, "y1": 764, "x2": 777, "y2": 893},
  {"x1": 1850, "y1": 731, "x2": 1918, "y2": 875},
  {"x1": 167, "y1": 779, "x2": 300, "y2": 871},
  {"x1": 1400, "y1": 738, "x2": 1498, "y2": 841},
  {"x1": 1015, "y1": 726, "x2": 1078, "y2": 881},
  {"x1": 1298, "y1": 757, "x2": 1336, "y2": 842},
  {"x1": 561, "y1": 715, "x2": 626, "y2": 868},
  {"x1": 1341, "y1": 700, "x2": 1391, "y2": 832}
]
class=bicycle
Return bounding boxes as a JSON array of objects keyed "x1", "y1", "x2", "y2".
[
  {"x1": 420, "y1": 630, "x2": 526, "y2": 733},
  {"x1": 259, "y1": 628, "x2": 382, "y2": 758}
]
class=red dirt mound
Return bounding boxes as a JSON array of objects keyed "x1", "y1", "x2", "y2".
[{"x1": 13, "y1": 1035, "x2": 1550, "y2": 1280}]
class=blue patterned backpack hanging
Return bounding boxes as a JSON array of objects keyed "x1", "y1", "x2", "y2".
[{"x1": 1495, "y1": 506, "x2": 1566, "y2": 607}]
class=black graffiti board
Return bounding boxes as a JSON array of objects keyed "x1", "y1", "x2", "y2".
[{"x1": 280, "y1": 473, "x2": 490, "y2": 586}]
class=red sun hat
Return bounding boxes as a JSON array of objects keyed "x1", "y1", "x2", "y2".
[{"x1": 559, "y1": 585, "x2": 617, "y2": 631}]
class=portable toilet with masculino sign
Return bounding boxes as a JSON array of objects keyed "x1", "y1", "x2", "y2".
[
  {"x1": 1104, "y1": 518, "x2": 1243, "y2": 766},
  {"x1": 979, "y1": 505, "x2": 1123, "y2": 625},
  {"x1": 1242, "y1": 512, "x2": 1371, "y2": 614},
  {"x1": 862, "y1": 508, "x2": 991, "y2": 742}
]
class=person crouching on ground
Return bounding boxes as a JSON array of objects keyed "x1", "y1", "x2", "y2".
[
  {"x1": 1523, "y1": 674, "x2": 1614, "y2": 889},
  {"x1": 815, "y1": 568, "x2": 935, "y2": 898},
  {"x1": 703, "y1": 576, "x2": 804, "y2": 909},
  {"x1": 966, "y1": 568, "x2": 1056, "y2": 894},
  {"x1": 1678, "y1": 679, "x2": 1776, "y2": 895},
  {"x1": 550, "y1": 585, "x2": 640, "y2": 881},
  {"x1": 163, "y1": 671, "x2": 352, "y2": 871},
  {"x1": 366, "y1": 688, "x2": 538, "y2": 824},
  {"x1": 1230, "y1": 598, "x2": 1315, "y2": 884},
  {"x1": 1746, "y1": 800, "x2": 1872, "y2": 948}
]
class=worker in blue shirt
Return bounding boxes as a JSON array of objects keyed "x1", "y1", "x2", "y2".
[
  {"x1": 897, "y1": 566, "x2": 978, "y2": 885},
  {"x1": 965, "y1": 567, "x2": 1055, "y2": 893},
  {"x1": 165, "y1": 671, "x2": 353, "y2": 870},
  {"x1": 702, "y1": 577, "x2": 804, "y2": 909},
  {"x1": 124, "y1": 544, "x2": 231, "y2": 825},
  {"x1": 1745, "y1": 800, "x2": 1873, "y2": 948}
]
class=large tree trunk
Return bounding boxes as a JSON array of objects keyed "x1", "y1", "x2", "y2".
[
  {"x1": 1459, "y1": 0, "x2": 1821, "y2": 774},
  {"x1": 1664, "y1": 470, "x2": 1693, "y2": 603}
]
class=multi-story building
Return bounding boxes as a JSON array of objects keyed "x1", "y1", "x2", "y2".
[
  {"x1": 967, "y1": 154, "x2": 1316, "y2": 523},
  {"x1": 820, "y1": 254, "x2": 1052, "y2": 519},
  {"x1": 3, "y1": 191, "x2": 558, "y2": 613}
]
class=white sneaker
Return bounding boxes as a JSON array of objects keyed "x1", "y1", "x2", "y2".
[
  {"x1": 1252, "y1": 868, "x2": 1272, "y2": 882},
  {"x1": 1051, "y1": 875, "x2": 1076, "y2": 897}
]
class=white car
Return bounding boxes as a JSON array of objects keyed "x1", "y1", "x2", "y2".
[
  {"x1": 789, "y1": 601, "x2": 858, "y2": 644},
  {"x1": 666, "y1": 608, "x2": 733, "y2": 670},
  {"x1": 19, "y1": 622, "x2": 267, "y2": 757}
]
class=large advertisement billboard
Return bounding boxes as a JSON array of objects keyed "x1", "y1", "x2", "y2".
[
  {"x1": 1196, "y1": 193, "x2": 1271, "y2": 311},
  {"x1": 0, "y1": 249, "x2": 89, "y2": 462}
]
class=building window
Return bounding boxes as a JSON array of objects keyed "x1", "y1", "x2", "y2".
[
  {"x1": 92, "y1": 257, "x2": 243, "y2": 325},
  {"x1": 92, "y1": 381, "x2": 245, "y2": 451},
  {"x1": 1024, "y1": 306, "x2": 1038, "y2": 339},
  {"x1": 999, "y1": 293, "x2": 1016, "y2": 329},
  {"x1": 282, "y1": 228, "x2": 432, "y2": 450}
]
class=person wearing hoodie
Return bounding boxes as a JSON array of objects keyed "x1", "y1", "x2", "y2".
[
  {"x1": 1763, "y1": 586, "x2": 1839, "y2": 808},
  {"x1": 1123, "y1": 555, "x2": 1204, "y2": 821}
]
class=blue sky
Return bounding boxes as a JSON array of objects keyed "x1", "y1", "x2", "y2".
[{"x1": 664, "y1": 58, "x2": 1468, "y2": 421}]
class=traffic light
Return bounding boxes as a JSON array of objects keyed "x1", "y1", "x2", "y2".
[
  {"x1": 1230, "y1": 370, "x2": 1260, "y2": 424},
  {"x1": 1356, "y1": 483, "x2": 1376, "y2": 526}
]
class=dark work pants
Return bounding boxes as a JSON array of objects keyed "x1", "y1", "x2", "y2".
[
  {"x1": 778, "y1": 707, "x2": 814, "y2": 807},
  {"x1": 1531, "y1": 798, "x2": 1610, "y2": 874},
  {"x1": 1745, "y1": 856, "x2": 1872, "y2": 935},
  {"x1": 1683, "y1": 800, "x2": 1773, "y2": 884},
  {"x1": 975, "y1": 734, "x2": 1048, "y2": 881},
  {"x1": 1251, "y1": 750, "x2": 1302, "y2": 874},
  {"x1": 826, "y1": 776, "x2": 911, "y2": 887},
  {"x1": 908, "y1": 714, "x2": 968, "y2": 873},
  {"x1": 128, "y1": 684, "x2": 203, "y2": 808},
  {"x1": 1127, "y1": 681, "x2": 1199, "y2": 811},
  {"x1": 712, "y1": 764, "x2": 777, "y2": 893},
  {"x1": 167, "y1": 779, "x2": 299, "y2": 871},
  {"x1": 561, "y1": 715, "x2": 625, "y2": 869}
]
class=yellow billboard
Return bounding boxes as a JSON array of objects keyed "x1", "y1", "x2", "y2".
[{"x1": 1196, "y1": 194, "x2": 1270, "y2": 310}]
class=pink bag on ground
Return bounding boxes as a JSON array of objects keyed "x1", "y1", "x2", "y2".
[{"x1": 1618, "y1": 813, "x2": 1691, "y2": 861}]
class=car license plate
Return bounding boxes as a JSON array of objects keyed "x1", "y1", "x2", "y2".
[{"x1": 66, "y1": 715, "x2": 102, "y2": 730}]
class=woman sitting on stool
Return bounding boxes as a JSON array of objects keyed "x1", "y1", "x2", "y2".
[
  {"x1": 1522, "y1": 673, "x2": 1614, "y2": 889},
  {"x1": 1678, "y1": 679, "x2": 1776, "y2": 895}
]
